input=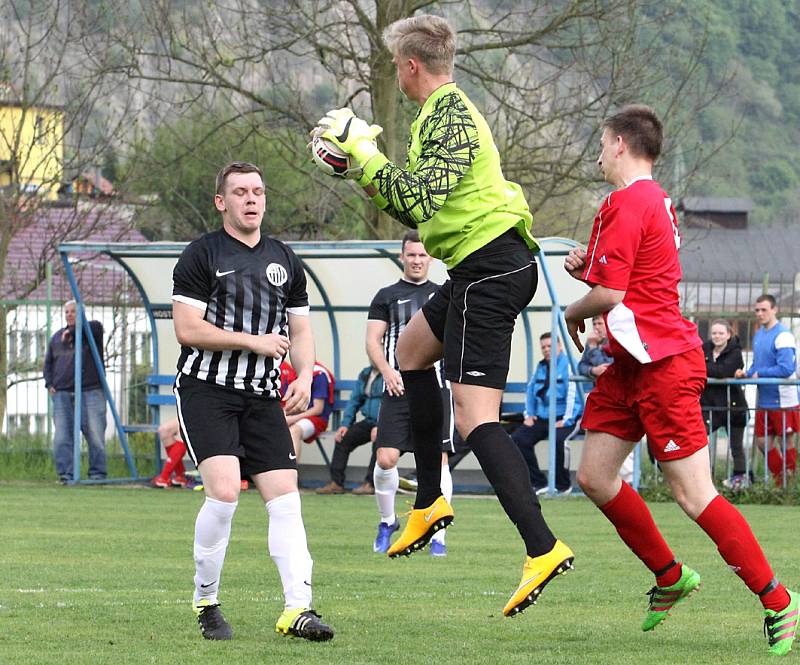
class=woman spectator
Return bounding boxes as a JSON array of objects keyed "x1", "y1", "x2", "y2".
[{"x1": 701, "y1": 319, "x2": 749, "y2": 489}]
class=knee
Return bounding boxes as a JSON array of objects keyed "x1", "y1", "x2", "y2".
[
  {"x1": 576, "y1": 467, "x2": 608, "y2": 500},
  {"x1": 376, "y1": 449, "x2": 397, "y2": 469},
  {"x1": 210, "y1": 487, "x2": 240, "y2": 504}
]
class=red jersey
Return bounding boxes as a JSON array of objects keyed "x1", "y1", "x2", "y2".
[{"x1": 582, "y1": 177, "x2": 700, "y2": 364}]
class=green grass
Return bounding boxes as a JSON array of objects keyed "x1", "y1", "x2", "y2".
[{"x1": 2, "y1": 484, "x2": 798, "y2": 664}]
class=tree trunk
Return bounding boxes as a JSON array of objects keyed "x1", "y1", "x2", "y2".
[{"x1": 368, "y1": 0, "x2": 415, "y2": 239}]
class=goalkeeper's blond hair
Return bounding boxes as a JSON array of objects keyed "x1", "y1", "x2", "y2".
[{"x1": 383, "y1": 14, "x2": 455, "y2": 76}]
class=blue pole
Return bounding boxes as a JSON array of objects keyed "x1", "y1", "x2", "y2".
[
  {"x1": 72, "y1": 298, "x2": 83, "y2": 485},
  {"x1": 547, "y1": 303, "x2": 559, "y2": 495}
]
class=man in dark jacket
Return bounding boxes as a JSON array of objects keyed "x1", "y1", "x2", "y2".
[
  {"x1": 701, "y1": 319, "x2": 748, "y2": 489},
  {"x1": 317, "y1": 363, "x2": 384, "y2": 495},
  {"x1": 43, "y1": 300, "x2": 107, "y2": 482}
]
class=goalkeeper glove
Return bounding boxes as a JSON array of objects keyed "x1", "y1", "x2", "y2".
[{"x1": 317, "y1": 108, "x2": 383, "y2": 166}]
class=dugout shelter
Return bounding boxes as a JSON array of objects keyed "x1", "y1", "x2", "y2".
[{"x1": 58, "y1": 238, "x2": 602, "y2": 489}]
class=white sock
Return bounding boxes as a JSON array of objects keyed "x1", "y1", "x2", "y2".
[
  {"x1": 431, "y1": 463, "x2": 453, "y2": 546},
  {"x1": 373, "y1": 464, "x2": 398, "y2": 525},
  {"x1": 266, "y1": 491, "x2": 313, "y2": 609},
  {"x1": 193, "y1": 496, "x2": 237, "y2": 604}
]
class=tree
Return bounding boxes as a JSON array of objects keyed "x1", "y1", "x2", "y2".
[
  {"x1": 114, "y1": 0, "x2": 724, "y2": 240},
  {"x1": 0, "y1": 0, "x2": 141, "y2": 426}
]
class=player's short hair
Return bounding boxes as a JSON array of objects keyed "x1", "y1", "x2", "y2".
[
  {"x1": 401, "y1": 229, "x2": 421, "y2": 253},
  {"x1": 603, "y1": 105, "x2": 663, "y2": 161},
  {"x1": 383, "y1": 14, "x2": 455, "y2": 76},
  {"x1": 710, "y1": 318, "x2": 733, "y2": 334},
  {"x1": 539, "y1": 332, "x2": 552, "y2": 341},
  {"x1": 215, "y1": 161, "x2": 263, "y2": 195},
  {"x1": 756, "y1": 294, "x2": 777, "y2": 308}
]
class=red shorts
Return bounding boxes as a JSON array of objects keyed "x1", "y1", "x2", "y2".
[
  {"x1": 581, "y1": 345, "x2": 708, "y2": 462},
  {"x1": 754, "y1": 409, "x2": 800, "y2": 437},
  {"x1": 301, "y1": 415, "x2": 329, "y2": 443}
]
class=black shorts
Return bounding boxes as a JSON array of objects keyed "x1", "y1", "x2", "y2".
[
  {"x1": 375, "y1": 388, "x2": 454, "y2": 454},
  {"x1": 422, "y1": 230, "x2": 538, "y2": 389},
  {"x1": 174, "y1": 372, "x2": 296, "y2": 476}
]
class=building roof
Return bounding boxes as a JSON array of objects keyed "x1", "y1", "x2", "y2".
[
  {"x1": 679, "y1": 197, "x2": 754, "y2": 213},
  {"x1": 1, "y1": 204, "x2": 147, "y2": 302},
  {"x1": 680, "y1": 222, "x2": 800, "y2": 283}
]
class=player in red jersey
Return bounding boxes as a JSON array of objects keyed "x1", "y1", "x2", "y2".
[{"x1": 563, "y1": 105, "x2": 797, "y2": 656}]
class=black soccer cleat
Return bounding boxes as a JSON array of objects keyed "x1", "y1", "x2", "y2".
[{"x1": 194, "y1": 601, "x2": 233, "y2": 640}]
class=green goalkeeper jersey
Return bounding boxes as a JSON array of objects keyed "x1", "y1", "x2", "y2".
[{"x1": 362, "y1": 82, "x2": 538, "y2": 269}]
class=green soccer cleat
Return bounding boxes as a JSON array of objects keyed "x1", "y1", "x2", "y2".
[
  {"x1": 642, "y1": 565, "x2": 701, "y2": 631},
  {"x1": 275, "y1": 607, "x2": 334, "y2": 642},
  {"x1": 764, "y1": 590, "x2": 799, "y2": 656}
]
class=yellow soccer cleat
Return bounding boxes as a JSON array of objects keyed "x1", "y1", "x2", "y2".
[
  {"x1": 503, "y1": 539, "x2": 574, "y2": 617},
  {"x1": 387, "y1": 496, "x2": 454, "y2": 558}
]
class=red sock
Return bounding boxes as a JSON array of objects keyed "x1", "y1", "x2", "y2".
[
  {"x1": 768, "y1": 448, "x2": 785, "y2": 483},
  {"x1": 786, "y1": 447, "x2": 797, "y2": 473},
  {"x1": 600, "y1": 481, "x2": 681, "y2": 587},
  {"x1": 161, "y1": 441, "x2": 187, "y2": 479},
  {"x1": 696, "y1": 495, "x2": 789, "y2": 612}
]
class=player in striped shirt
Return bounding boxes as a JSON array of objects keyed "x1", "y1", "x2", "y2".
[{"x1": 172, "y1": 161, "x2": 334, "y2": 642}]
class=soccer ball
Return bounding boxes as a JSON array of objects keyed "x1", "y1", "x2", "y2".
[{"x1": 311, "y1": 135, "x2": 363, "y2": 180}]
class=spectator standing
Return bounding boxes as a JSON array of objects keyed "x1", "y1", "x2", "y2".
[
  {"x1": 317, "y1": 363, "x2": 384, "y2": 495},
  {"x1": 701, "y1": 320, "x2": 748, "y2": 489},
  {"x1": 512, "y1": 332, "x2": 582, "y2": 495},
  {"x1": 43, "y1": 300, "x2": 107, "y2": 483},
  {"x1": 736, "y1": 295, "x2": 799, "y2": 485}
]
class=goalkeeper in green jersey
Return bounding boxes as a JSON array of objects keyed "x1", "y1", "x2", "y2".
[{"x1": 312, "y1": 14, "x2": 573, "y2": 617}]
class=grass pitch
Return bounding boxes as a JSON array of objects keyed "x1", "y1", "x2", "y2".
[{"x1": 2, "y1": 483, "x2": 798, "y2": 665}]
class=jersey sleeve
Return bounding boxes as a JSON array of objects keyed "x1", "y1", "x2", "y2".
[
  {"x1": 310, "y1": 373, "x2": 328, "y2": 400},
  {"x1": 366, "y1": 98, "x2": 479, "y2": 229},
  {"x1": 759, "y1": 332, "x2": 798, "y2": 378},
  {"x1": 172, "y1": 240, "x2": 212, "y2": 311},
  {"x1": 367, "y1": 289, "x2": 390, "y2": 322},
  {"x1": 582, "y1": 193, "x2": 642, "y2": 291},
  {"x1": 286, "y1": 249, "x2": 309, "y2": 314}
]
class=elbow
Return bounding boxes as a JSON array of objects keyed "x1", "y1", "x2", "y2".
[{"x1": 606, "y1": 288, "x2": 625, "y2": 307}]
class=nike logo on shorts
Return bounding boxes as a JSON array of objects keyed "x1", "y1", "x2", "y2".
[
  {"x1": 216, "y1": 269, "x2": 236, "y2": 277},
  {"x1": 289, "y1": 452, "x2": 297, "y2": 460}
]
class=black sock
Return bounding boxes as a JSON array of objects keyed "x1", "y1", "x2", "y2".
[
  {"x1": 468, "y1": 421, "x2": 557, "y2": 557},
  {"x1": 401, "y1": 368, "x2": 443, "y2": 508}
]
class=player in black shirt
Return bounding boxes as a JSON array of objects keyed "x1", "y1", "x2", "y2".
[
  {"x1": 171, "y1": 161, "x2": 333, "y2": 642},
  {"x1": 366, "y1": 231, "x2": 454, "y2": 557}
]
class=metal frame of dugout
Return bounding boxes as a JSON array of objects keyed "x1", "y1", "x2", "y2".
[{"x1": 56, "y1": 237, "x2": 608, "y2": 489}]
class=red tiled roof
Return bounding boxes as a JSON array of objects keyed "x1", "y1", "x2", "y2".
[{"x1": 1, "y1": 204, "x2": 148, "y2": 303}]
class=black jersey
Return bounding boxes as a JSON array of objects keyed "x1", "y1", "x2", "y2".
[
  {"x1": 172, "y1": 228, "x2": 308, "y2": 397},
  {"x1": 368, "y1": 279, "x2": 444, "y2": 383}
]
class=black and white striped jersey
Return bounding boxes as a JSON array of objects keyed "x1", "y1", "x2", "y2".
[
  {"x1": 368, "y1": 279, "x2": 444, "y2": 384},
  {"x1": 172, "y1": 229, "x2": 308, "y2": 397}
]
